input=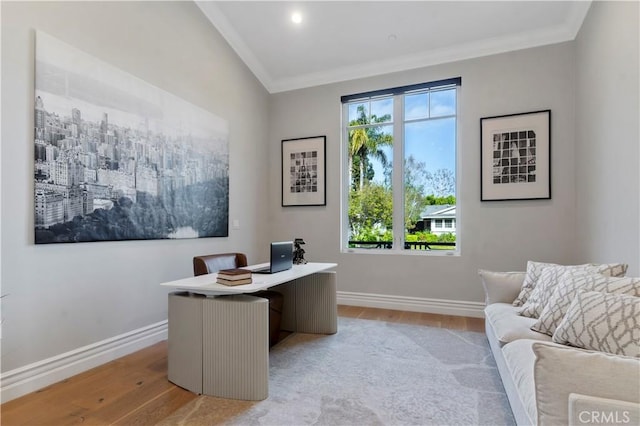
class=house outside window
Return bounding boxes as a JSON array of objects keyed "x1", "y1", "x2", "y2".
[{"x1": 341, "y1": 78, "x2": 460, "y2": 253}]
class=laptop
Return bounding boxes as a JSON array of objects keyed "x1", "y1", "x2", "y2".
[{"x1": 252, "y1": 241, "x2": 294, "y2": 274}]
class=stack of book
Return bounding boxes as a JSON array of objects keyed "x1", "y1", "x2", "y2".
[{"x1": 216, "y1": 268, "x2": 253, "y2": 286}]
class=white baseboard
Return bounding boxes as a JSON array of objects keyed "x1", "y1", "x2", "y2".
[
  {"x1": 337, "y1": 291, "x2": 485, "y2": 318},
  {"x1": 0, "y1": 320, "x2": 167, "y2": 403}
]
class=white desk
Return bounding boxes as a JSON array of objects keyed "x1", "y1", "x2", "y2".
[
  {"x1": 161, "y1": 262, "x2": 337, "y2": 400},
  {"x1": 160, "y1": 262, "x2": 337, "y2": 295}
]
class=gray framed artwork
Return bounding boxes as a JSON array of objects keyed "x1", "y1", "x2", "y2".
[
  {"x1": 281, "y1": 136, "x2": 326, "y2": 207},
  {"x1": 480, "y1": 110, "x2": 551, "y2": 201}
]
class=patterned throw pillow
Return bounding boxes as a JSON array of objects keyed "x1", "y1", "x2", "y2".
[
  {"x1": 552, "y1": 291, "x2": 640, "y2": 357},
  {"x1": 512, "y1": 261, "x2": 628, "y2": 307},
  {"x1": 513, "y1": 261, "x2": 559, "y2": 307},
  {"x1": 519, "y1": 267, "x2": 590, "y2": 318},
  {"x1": 532, "y1": 274, "x2": 640, "y2": 335}
]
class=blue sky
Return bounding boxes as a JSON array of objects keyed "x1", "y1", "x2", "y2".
[{"x1": 349, "y1": 88, "x2": 456, "y2": 186}]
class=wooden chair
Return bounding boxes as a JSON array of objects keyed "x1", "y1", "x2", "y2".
[{"x1": 192, "y1": 252, "x2": 284, "y2": 347}]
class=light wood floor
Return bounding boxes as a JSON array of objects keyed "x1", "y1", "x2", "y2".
[{"x1": 0, "y1": 306, "x2": 485, "y2": 426}]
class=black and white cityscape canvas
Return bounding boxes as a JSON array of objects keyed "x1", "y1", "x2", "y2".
[{"x1": 34, "y1": 32, "x2": 229, "y2": 244}]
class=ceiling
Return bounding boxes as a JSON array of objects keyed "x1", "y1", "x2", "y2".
[{"x1": 196, "y1": 1, "x2": 592, "y2": 93}]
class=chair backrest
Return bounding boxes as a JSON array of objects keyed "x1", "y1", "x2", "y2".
[{"x1": 193, "y1": 253, "x2": 248, "y2": 276}]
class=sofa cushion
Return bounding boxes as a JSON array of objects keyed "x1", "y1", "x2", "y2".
[
  {"x1": 501, "y1": 339, "x2": 541, "y2": 425},
  {"x1": 532, "y1": 273, "x2": 640, "y2": 336},
  {"x1": 478, "y1": 269, "x2": 525, "y2": 305},
  {"x1": 485, "y1": 303, "x2": 552, "y2": 346},
  {"x1": 552, "y1": 291, "x2": 640, "y2": 357},
  {"x1": 513, "y1": 261, "x2": 628, "y2": 307},
  {"x1": 533, "y1": 342, "x2": 640, "y2": 426}
]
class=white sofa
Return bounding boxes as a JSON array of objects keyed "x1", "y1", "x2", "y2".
[{"x1": 480, "y1": 270, "x2": 640, "y2": 426}]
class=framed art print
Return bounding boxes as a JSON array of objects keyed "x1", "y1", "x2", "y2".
[
  {"x1": 34, "y1": 32, "x2": 229, "y2": 244},
  {"x1": 480, "y1": 110, "x2": 551, "y2": 201},
  {"x1": 282, "y1": 136, "x2": 326, "y2": 207}
]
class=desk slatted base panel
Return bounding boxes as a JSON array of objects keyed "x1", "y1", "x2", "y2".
[
  {"x1": 276, "y1": 271, "x2": 338, "y2": 334},
  {"x1": 167, "y1": 271, "x2": 337, "y2": 401}
]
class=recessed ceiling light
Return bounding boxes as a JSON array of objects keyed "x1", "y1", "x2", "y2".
[{"x1": 291, "y1": 12, "x2": 302, "y2": 24}]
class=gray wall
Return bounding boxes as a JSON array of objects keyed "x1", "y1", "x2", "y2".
[
  {"x1": 268, "y1": 42, "x2": 578, "y2": 303},
  {"x1": 575, "y1": 1, "x2": 640, "y2": 276},
  {"x1": 2, "y1": 0, "x2": 638, "y2": 382},
  {"x1": 1, "y1": 1, "x2": 270, "y2": 371}
]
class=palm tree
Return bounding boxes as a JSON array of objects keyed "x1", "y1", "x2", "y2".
[
  {"x1": 347, "y1": 105, "x2": 393, "y2": 190},
  {"x1": 348, "y1": 127, "x2": 368, "y2": 190}
]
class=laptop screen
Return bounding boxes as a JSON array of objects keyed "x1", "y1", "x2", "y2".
[{"x1": 270, "y1": 241, "x2": 293, "y2": 273}]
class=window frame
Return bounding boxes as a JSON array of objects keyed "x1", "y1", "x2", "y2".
[{"x1": 340, "y1": 78, "x2": 461, "y2": 256}]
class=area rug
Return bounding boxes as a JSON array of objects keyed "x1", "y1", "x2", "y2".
[{"x1": 158, "y1": 317, "x2": 515, "y2": 425}]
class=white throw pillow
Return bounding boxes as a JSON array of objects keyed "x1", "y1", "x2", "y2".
[
  {"x1": 478, "y1": 269, "x2": 525, "y2": 305},
  {"x1": 532, "y1": 274, "x2": 640, "y2": 336},
  {"x1": 552, "y1": 291, "x2": 640, "y2": 357},
  {"x1": 513, "y1": 261, "x2": 628, "y2": 307}
]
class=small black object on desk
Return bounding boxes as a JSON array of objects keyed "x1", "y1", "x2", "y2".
[{"x1": 293, "y1": 238, "x2": 307, "y2": 265}]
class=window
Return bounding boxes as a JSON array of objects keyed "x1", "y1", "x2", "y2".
[{"x1": 341, "y1": 77, "x2": 460, "y2": 253}]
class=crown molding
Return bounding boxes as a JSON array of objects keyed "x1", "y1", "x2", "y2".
[
  {"x1": 198, "y1": 1, "x2": 592, "y2": 94},
  {"x1": 195, "y1": 1, "x2": 274, "y2": 92},
  {"x1": 566, "y1": 1, "x2": 593, "y2": 39},
  {"x1": 269, "y1": 22, "x2": 578, "y2": 93}
]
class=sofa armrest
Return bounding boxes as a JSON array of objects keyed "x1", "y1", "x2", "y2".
[
  {"x1": 569, "y1": 394, "x2": 640, "y2": 426},
  {"x1": 478, "y1": 269, "x2": 525, "y2": 305},
  {"x1": 533, "y1": 343, "x2": 640, "y2": 426}
]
